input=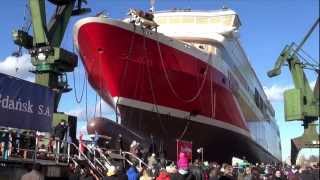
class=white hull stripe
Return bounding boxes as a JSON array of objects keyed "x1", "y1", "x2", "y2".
[{"x1": 113, "y1": 96, "x2": 252, "y2": 139}]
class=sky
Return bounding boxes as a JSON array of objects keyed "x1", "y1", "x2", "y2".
[{"x1": 0, "y1": 0, "x2": 319, "y2": 161}]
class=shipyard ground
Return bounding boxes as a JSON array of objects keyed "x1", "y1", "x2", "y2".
[{"x1": 0, "y1": 158, "x2": 69, "y2": 180}]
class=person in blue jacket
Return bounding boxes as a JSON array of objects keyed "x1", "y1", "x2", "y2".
[{"x1": 127, "y1": 161, "x2": 140, "y2": 180}]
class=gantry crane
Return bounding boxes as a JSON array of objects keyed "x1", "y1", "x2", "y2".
[
  {"x1": 268, "y1": 18, "x2": 319, "y2": 165},
  {"x1": 12, "y1": 0, "x2": 90, "y2": 128}
]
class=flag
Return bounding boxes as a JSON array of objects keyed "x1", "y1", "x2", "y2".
[{"x1": 176, "y1": 140, "x2": 192, "y2": 162}]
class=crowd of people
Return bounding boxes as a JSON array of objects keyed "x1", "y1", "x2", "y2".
[
  {"x1": 1, "y1": 123, "x2": 319, "y2": 180},
  {"x1": 64, "y1": 150, "x2": 319, "y2": 180},
  {"x1": 0, "y1": 120, "x2": 69, "y2": 160}
]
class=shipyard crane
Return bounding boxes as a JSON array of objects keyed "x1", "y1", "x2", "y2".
[
  {"x1": 12, "y1": 0, "x2": 90, "y2": 126},
  {"x1": 267, "y1": 18, "x2": 320, "y2": 165}
]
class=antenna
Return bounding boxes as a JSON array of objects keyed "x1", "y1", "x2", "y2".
[{"x1": 150, "y1": 0, "x2": 156, "y2": 12}]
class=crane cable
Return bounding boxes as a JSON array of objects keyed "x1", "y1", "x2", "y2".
[
  {"x1": 72, "y1": 44, "x2": 87, "y2": 104},
  {"x1": 156, "y1": 36, "x2": 212, "y2": 103},
  {"x1": 115, "y1": 25, "x2": 137, "y2": 123},
  {"x1": 14, "y1": 1, "x2": 32, "y2": 73},
  {"x1": 141, "y1": 27, "x2": 169, "y2": 138}
]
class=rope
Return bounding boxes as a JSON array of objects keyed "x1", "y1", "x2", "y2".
[
  {"x1": 178, "y1": 120, "x2": 190, "y2": 140},
  {"x1": 93, "y1": 93, "x2": 98, "y2": 118},
  {"x1": 210, "y1": 70, "x2": 214, "y2": 119},
  {"x1": 156, "y1": 37, "x2": 212, "y2": 103},
  {"x1": 115, "y1": 25, "x2": 137, "y2": 123},
  {"x1": 85, "y1": 71, "x2": 88, "y2": 122},
  {"x1": 72, "y1": 44, "x2": 86, "y2": 104},
  {"x1": 72, "y1": 71, "x2": 86, "y2": 103},
  {"x1": 141, "y1": 28, "x2": 169, "y2": 138},
  {"x1": 98, "y1": 50, "x2": 103, "y2": 117}
]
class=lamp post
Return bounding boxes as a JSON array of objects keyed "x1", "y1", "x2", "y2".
[{"x1": 197, "y1": 147, "x2": 204, "y2": 162}]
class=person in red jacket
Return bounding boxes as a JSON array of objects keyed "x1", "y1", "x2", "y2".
[{"x1": 157, "y1": 169, "x2": 171, "y2": 180}]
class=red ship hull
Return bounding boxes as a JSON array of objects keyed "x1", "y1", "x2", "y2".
[{"x1": 75, "y1": 17, "x2": 278, "y2": 163}]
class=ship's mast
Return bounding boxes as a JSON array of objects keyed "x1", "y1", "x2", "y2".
[
  {"x1": 12, "y1": 0, "x2": 90, "y2": 124},
  {"x1": 267, "y1": 18, "x2": 320, "y2": 164},
  {"x1": 150, "y1": 0, "x2": 156, "y2": 12}
]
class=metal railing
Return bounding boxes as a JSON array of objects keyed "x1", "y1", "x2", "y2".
[
  {"x1": 69, "y1": 142, "x2": 105, "y2": 178},
  {"x1": 122, "y1": 151, "x2": 151, "y2": 169}
]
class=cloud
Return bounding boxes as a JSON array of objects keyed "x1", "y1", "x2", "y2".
[
  {"x1": 263, "y1": 84, "x2": 292, "y2": 102},
  {"x1": 264, "y1": 80, "x2": 317, "y2": 102},
  {"x1": 0, "y1": 54, "x2": 34, "y2": 82}
]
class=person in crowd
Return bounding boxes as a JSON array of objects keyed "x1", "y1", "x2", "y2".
[
  {"x1": 54, "y1": 119, "x2": 68, "y2": 153},
  {"x1": 189, "y1": 159, "x2": 202, "y2": 180},
  {"x1": 219, "y1": 164, "x2": 234, "y2": 180},
  {"x1": 79, "y1": 167, "x2": 99, "y2": 180},
  {"x1": 250, "y1": 167, "x2": 261, "y2": 180},
  {"x1": 115, "y1": 134, "x2": 124, "y2": 153},
  {"x1": 272, "y1": 170, "x2": 285, "y2": 180},
  {"x1": 166, "y1": 163, "x2": 178, "y2": 177},
  {"x1": 21, "y1": 163, "x2": 44, "y2": 180},
  {"x1": 286, "y1": 165, "x2": 300, "y2": 180},
  {"x1": 171, "y1": 152, "x2": 194, "y2": 180},
  {"x1": 208, "y1": 166, "x2": 220, "y2": 180},
  {"x1": 48, "y1": 135, "x2": 55, "y2": 154},
  {"x1": 130, "y1": 140, "x2": 142, "y2": 158},
  {"x1": 149, "y1": 134, "x2": 157, "y2": 155},
  {"x1": 127, "y1": 161, "x2": 140, "y2": 180},
  {"x1": 242, "y1": 167, "x2": 252, "y2": 180},
  {"x1": 298, "y1": 166, "x2": 318, "y2": 180},
  {"x1": 19, "y1": 131, "x2": 29, "y2": 159},
  {"x1": 148, "y1": 153, "x2": 158, "y2": 168},
  {"x1": 116, "y1": 164, "x2": 129, "y2": 180},
  {"x1": 156, "y1": 168, "x2": 171, "y2": 180},
  {"x1": 68, "y1": 162, "x2": 81, "y2": 180},
  {"x1": 103, "y1": 166, "x2": 118, "y2": 180},
  {"x1": 140, "y1": 168, "x2": 153, "y2": 180},
  {"x1": 1, "y1": 129, "x2": 10, "y2": 160},
  {"x1": 10, "y1": 130, "x2": 18, "y2": 156}
]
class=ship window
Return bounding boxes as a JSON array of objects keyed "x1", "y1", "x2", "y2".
[
  {"x1": 196, "y1": 16, "x2": 209, "y2": 24},
  {"x1": 209, "y1": 15, "x2": 235, "y2": 27},
  {"x1": 182, "y1": 16, "x2": 195, "y2": 23},
  {"x1": 232, "y1": 15, "x2": 241, "y2": 28},
  {"x1": 169, "y1": 16, "x2": 181, "y2": 24},
  {"x1": 155, "y1": 17, "x2": 167, "y2": 24},
  {"x1": 209, "y1": 16, "x2": 221, "y2": 24},
  {"x1": 221, "y1": 15, "x2": 234, "y2": 26}
]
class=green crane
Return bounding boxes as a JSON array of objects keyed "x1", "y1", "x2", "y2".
[
  {"x1": 11, "y1": 0, "x2": 90, "y2": 127},
  {"x1": 267, "y1": 18, "x2": 319, "y2": 165}
]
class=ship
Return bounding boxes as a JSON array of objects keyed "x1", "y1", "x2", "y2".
[{"x1": 74, "y1": 8, "x2": 282, "y2": 163}]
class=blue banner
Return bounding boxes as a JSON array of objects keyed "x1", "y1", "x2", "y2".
[{"x1": 0, "y1": 73, "x2": 54, "y2": 132}]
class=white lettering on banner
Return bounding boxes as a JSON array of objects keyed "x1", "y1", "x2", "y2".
[{"x1": 0, "y1": 93, "x2": 51, "y2": 117}]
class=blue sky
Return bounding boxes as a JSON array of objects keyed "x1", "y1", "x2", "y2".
[{"x1": 0, "y1": 0, "x2": 319, "y2": 161}]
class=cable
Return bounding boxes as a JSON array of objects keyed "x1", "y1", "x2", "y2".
[
  {"x1": 156, "y1": 35, "x2": 211, "y2": 103},
  {"x1": 141, "y1": 27, "x2": 169, "y2": 138},
  {"x1": 85, "y1": 71, "x2": 88, "y2": 122},
  {"x1": 72, "y1": 44, "x2": 86, "y2": 104},
  {"x1": 99, "y1": 52, "x2": 102, "y2": 117},
  {"x1": 115, "y1": 24, "x2": 137, "y2": 124},
  {"x1": 72, "y1": 70, "x2": 86, "y2": 103}
]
